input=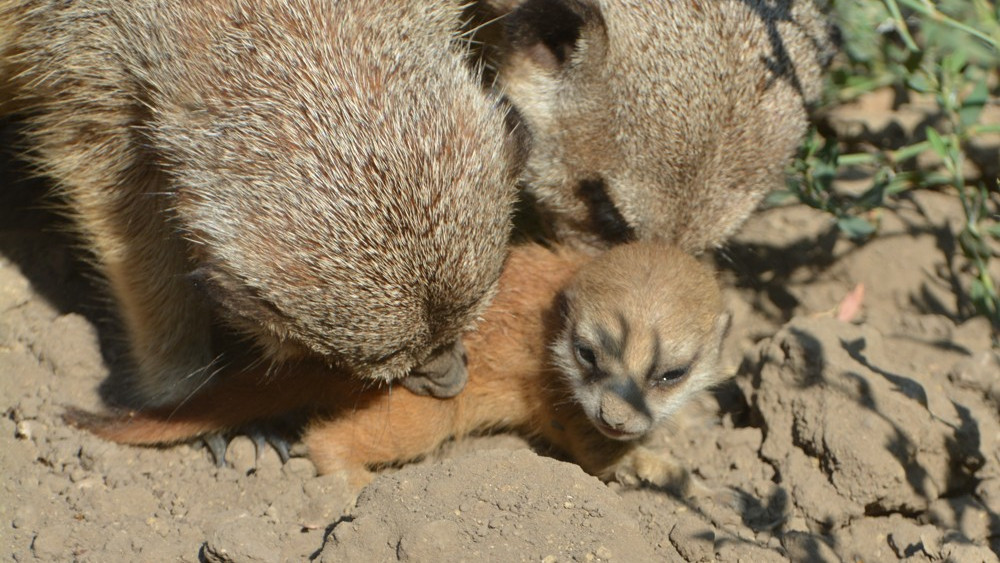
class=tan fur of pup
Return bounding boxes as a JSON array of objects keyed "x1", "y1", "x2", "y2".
[
  {"x1": 474, "y1": 0, "x2": 836, "y2": 252},
  {"x1": 0, "y1": 0, "x2": 518, "y2": 406},
  {"x1": 67, "y1": 241, "x2": 729, "y2": 490}
]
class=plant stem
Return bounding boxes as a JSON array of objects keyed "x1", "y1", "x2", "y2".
[
  {"x1": 832, "y1": 123, "x2": 1000, "y2": 168},
  {"x1": 895, "y1": 0, "x2": 1000, "y2": 49},
  {"x1": 883, "y1": 0, "x2": 921, "y2": 51}
]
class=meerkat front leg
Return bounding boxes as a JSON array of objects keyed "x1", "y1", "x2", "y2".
[
  {"x1": 304, "y1": 389, "x2": 463, "y2": 491},
  {"x1": 41, "y1": 135, "x2": 212, "y2": 408},
  {"x1": 303, "y1": 417, "x2": 382, "y2": 491},
  {"x1": 107, "y1": 239, "x2": 214, "y2": 407}
]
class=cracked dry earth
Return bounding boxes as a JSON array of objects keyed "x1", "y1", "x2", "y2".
[{"x1": 2, "y1": 127, "x2": 1000, "y2": 560}]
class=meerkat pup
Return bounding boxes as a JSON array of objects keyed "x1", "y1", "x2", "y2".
[
  {"x1": 472, "y1": 0, "x2": 836, "y2": 252},
  {"x1": 0, "y1": 0, "x2": 519, "y2": 406},
  {"x1": 69, "y1": 241, "x2": 730, "y2": 490}
]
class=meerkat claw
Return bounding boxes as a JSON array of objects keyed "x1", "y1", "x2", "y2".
[
  {"x1": 247, "y1": 426, "x2": 292, "y2": 464},
  {"x1": 202, "y1": 433, "x2": 229, "y2": 467},
  {"x1": 201, "y1": 426, "x2": 294, "y2": 468}
]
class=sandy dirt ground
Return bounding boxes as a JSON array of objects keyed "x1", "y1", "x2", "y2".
[{"x1": 2, "y1": 104, "x2": 1000, "y2": 560}]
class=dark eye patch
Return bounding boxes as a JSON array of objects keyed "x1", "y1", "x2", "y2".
[
  {"x1": 576, "y1": 178, "x2": 635, "y2": 245},
  {"x1": 505, "y1": 0, "x2": 596, "y2": 67}
]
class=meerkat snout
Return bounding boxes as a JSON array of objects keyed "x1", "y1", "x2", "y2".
[
  {"x1": 552, "y1": 242, "x2": 730, "y2": 440},
  {"x1": 595, "y1": 380, "x2": 653, "y2": 440}
]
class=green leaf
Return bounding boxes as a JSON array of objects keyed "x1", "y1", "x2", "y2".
[
  {"x1": 885, "y1": 171, "x2": 915, "y2": 195},
  {"x1": 968, "y1": 279, "x2": 996, "y2": 318},
  {"x1": 959, "y1": 79, "x2": 989, "y2": 128},
  {"x1": 906, "y1": 73, "x2": 933, "y2": 93},
  {"x1": 801, "y1": 129, "x2": 823, "y2": 157},
  {"x1": 815, "y1": 167, "x2": 837, "y2": 192},
  {"x1": 985, "y1": 223, "x2": 1000, "y2": 239},
  {"x1": 959, "y1": 229, "x2": 992, "y2": 260},
  {"x1": 818, "y1": 137, "x2": 841, "y2": 163},
  {"x1": 837, "y1": 216, "x2": 877, "y2": 239},
  {"x1": 970, "y1": 277, "x2": 987, "y2": 300},
  {"x1": 856, "y1": 179, "x2": 888, "y2": 210},
  {"x1": 941, "y1": 51, "x2": 970, "y2": 76},
  {"x1": 766, "y1": 190, "x2": 798, "y2": 207},
  {"x1": 925, "y1": 127, "x2": 950, "y2": 158}
]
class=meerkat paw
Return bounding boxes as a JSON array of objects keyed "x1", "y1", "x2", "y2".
[
  {"x1": 400, "y1": 340, "x2": 468, "y2": 398},
  {"x1": 304, "y1": 432, "x2": 376, "y2": 492},
  {"x1": 341, "y1": 467, "x2": 375, "y2": 493},
  {"x1": 201, "y1": 424, "x2": 297, "y2": 467},
  {"x1": 612, "y1": 446, "x2": 725, "y2": 500},
  {"x1": 612, "y1": 446, "x2": 690, "y2": 492},
  {"x1": 312, "y1": 460, "x2": 375, "y2": 493}
]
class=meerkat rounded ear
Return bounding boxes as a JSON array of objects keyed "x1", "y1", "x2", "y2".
[{"x1": 504, "y1": 0, "x2": 607, "y2": 72}]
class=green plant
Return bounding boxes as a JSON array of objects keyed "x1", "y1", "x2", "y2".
[{"x1": 780, "y1": 0, "x2": 1000, "y2": 338}]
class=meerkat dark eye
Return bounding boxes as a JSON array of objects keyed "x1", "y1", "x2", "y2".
[
  {"x1": 574, "y1": 341, "x2": 596, "y2": 367},
  {"x1": 653, "y1": 366, "x2": 689, "y2": 386}
]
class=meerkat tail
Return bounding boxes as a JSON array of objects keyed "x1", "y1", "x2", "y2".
[
  {"x1": 64, "y1": 360, "x2": 350, "y2": 446},
  {"x1": 63, "y1": 407, "x2": 230, "y2": 446}
]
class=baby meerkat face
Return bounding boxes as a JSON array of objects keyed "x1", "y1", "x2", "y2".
[{"x1": 551, "y1": 242, "x2": 729, "y2": 441}]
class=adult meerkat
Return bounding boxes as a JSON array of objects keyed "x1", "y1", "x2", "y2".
[
  {"x1": 474, "y1": 0, "x2": 836, "y2": 252},
  {"x1": 69, "y1": 241, "x2": 730, "y2": 490},
  {"x1": 0, "y1": 0, "x2": 519, "y2": 405}
]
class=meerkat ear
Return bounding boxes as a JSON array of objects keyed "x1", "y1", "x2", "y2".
[{"x1": 504, "y1": 0, "x2": 607, "y2": 72}]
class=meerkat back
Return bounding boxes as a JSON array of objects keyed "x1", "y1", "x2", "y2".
[
  {"x1": 479, "y1": 0, "x2": 836, "y2": 252},
  {"x1": 1, "y1": 0, "x2": 518, "y2": 405}
]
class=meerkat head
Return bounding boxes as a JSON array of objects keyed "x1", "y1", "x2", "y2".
[
  {"x1": 162, "y1": 1, "x2": 521, "y2": 384},
  {"x1": 499, "y1": 0, "x2": 837, "y2": 252},
  {"x1": 176, "y1": 98, "x2": 519, "y2": 385},
  {"x1": 551, "y1": 242, "x2": 729, "y2": 441}
]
